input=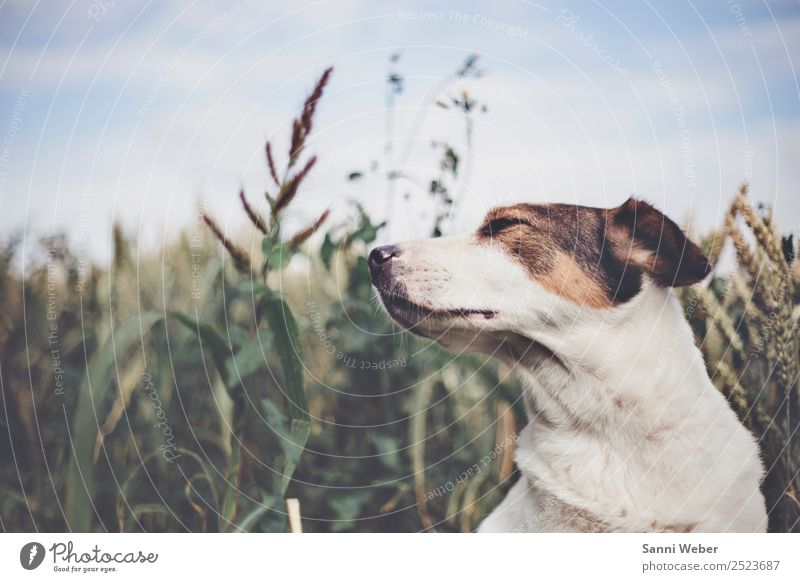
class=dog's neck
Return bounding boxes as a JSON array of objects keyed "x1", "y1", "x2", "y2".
[
  {"x1": 498, "y1": 283, "x2": 728, "y2": 530},
  {"x1": 502, "y1": 282, "x2": 707, "y2": 423}
]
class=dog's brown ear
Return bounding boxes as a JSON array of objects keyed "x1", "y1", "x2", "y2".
[{"x1": 607, "y1": 197, "x2": 710, "y2": 287}]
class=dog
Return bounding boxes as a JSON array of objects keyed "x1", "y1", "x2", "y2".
[{"x1": 369, "y1": 197, "x2": 768, "y2": 532}]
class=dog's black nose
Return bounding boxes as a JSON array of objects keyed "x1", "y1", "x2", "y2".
[{"x1": 368, "y1": 245, "x2": 399, "y2": 270}]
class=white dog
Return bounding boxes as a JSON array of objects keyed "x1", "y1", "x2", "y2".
[{"x1": 369, "y1": 198, "x2": 767, "y2": 532}]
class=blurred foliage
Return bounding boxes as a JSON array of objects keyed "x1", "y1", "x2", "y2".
[{"x1": 0, "y1": 196, "x2": 521, "y2": 533}]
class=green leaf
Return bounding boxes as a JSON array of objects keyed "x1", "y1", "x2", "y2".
[
  {"x1": 320, "y1": 232, "x2": 336, "y2": 270},
  {"x1": 350, "y1": 204, "x2": 383, "y2": 244},
  {"x1": 263, "y1": 298, "x2": 307, "y2": 420},
  {"x1": 348, "y1": 256, "x2": 372, "y2": 296},
  {"x1": 219, "y1": 439, "x2": 241, "y2": 531},
  {"x1": 237, "y1": 280, "x2": 268, "y2": 296},
  {"x1": 369, "y1": 432, "x2": 402, "y2": 472},
  {"x1": 264, "y1": 191, "x2": 277, "y2": 213},
  {"x1": 171, "y1": 312, "x2": 233, "y2": 388},
  {"x1": 66, "y1": 311, "x2": 163, "y2": 532},
  {"x1": 409, "y1": 379, "x2": 434, "y2": 530},
  {"x1": 267, "y1": 244, "x2": 292, "y2": 271},
  {"x1": 261, "y1": 399, "x2": 306, "y2": 467},
  {"x1": 329, "y1": 490, "x2": 372, "y2": 531},
  {"x1": 282, "y1": 421, "x2": 310, "y2": 495},
  {"x1": 226, "y1": 330, "x2": 273, "y2": 381},
  {"x1": 357, "y1": 225, "x2": 377, "y2": 244},
  {"x1": 263, "y1": 296, "x2": 309, "y2": 494},
  {"x1": 236, "y1": 491, "x2": 282, "y2": 532}
]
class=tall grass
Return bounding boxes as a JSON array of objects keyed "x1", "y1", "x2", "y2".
[
  {"x1": 0, "y1": 64, "x2": 796, "y2": 532},
  {"x1": 681, "y1": 185, "x2": 799, "y2": 532}
]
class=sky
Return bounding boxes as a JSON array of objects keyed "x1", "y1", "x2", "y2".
[{"x1": 1, "y1": 0, "x2": 799, "y2": 264}]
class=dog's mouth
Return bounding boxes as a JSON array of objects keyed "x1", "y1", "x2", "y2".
[{"x1": 377, "y1": 288, "x2": 497, "y2": 330}]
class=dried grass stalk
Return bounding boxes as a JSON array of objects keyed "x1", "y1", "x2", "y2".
[
  {"x1": 682, "y1": 183, "x2": 799, "y2": 532},
  {"x1": 286, "y1": 498, "x2": 303, "y2": 533},
  {"x1": 289, "y1": 67, "x2": 333, "y2": 166},
  {"x1": 239, "y1": 190, "x2": 268, "y2": 235},
  {"x1": 202, "y1": 214, "x2": 253, "y2": 275},
  {"x1": 287, "y1": 209, "x2": 330, "y2": 251},
  {"x1": 266, "y1": 142, "x2": 281, "y2": 187}
]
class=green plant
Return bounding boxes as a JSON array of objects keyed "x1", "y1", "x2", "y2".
[
  {"x1": 349, "y1": 53, "x2": 487, "y2": 238},
  {"x1": 190, "y1": 67, "x2": 334, "y2": 529}
]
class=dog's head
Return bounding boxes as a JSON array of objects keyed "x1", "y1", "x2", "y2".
[{"x1": 369, "y1": 198, "x2": 710, "y2": 352}]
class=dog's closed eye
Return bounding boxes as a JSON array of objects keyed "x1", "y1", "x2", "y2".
[{"x1": 479, "y1": 217, "x2": 529, "y2": 237}]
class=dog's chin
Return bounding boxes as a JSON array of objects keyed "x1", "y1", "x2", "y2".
[{"x1": 376, "y1": 290, "x2": 497, "y2": 336}]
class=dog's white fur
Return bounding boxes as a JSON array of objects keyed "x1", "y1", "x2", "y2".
[{"x1": 374, "y1": 232, "x2": 768, "y2": 533}]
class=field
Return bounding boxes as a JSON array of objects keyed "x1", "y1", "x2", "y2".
[{"x1": 0, "y1": 66, "x2": 797, "y2": 533}]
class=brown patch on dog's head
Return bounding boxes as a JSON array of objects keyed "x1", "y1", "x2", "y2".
[
  {"x1": 476, "y1": 198, "x2": 710, "y2": 308},
  {"x1": 543, "y1": 251, "x2": 614, "y2": 308},
  {"x1": 476, "y1": 203, "x2": 641, "y2": 307}
]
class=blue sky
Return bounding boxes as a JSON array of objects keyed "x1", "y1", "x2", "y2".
[{"x1": 1, "y1": 0, "x2": 798, "y2": 262}]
